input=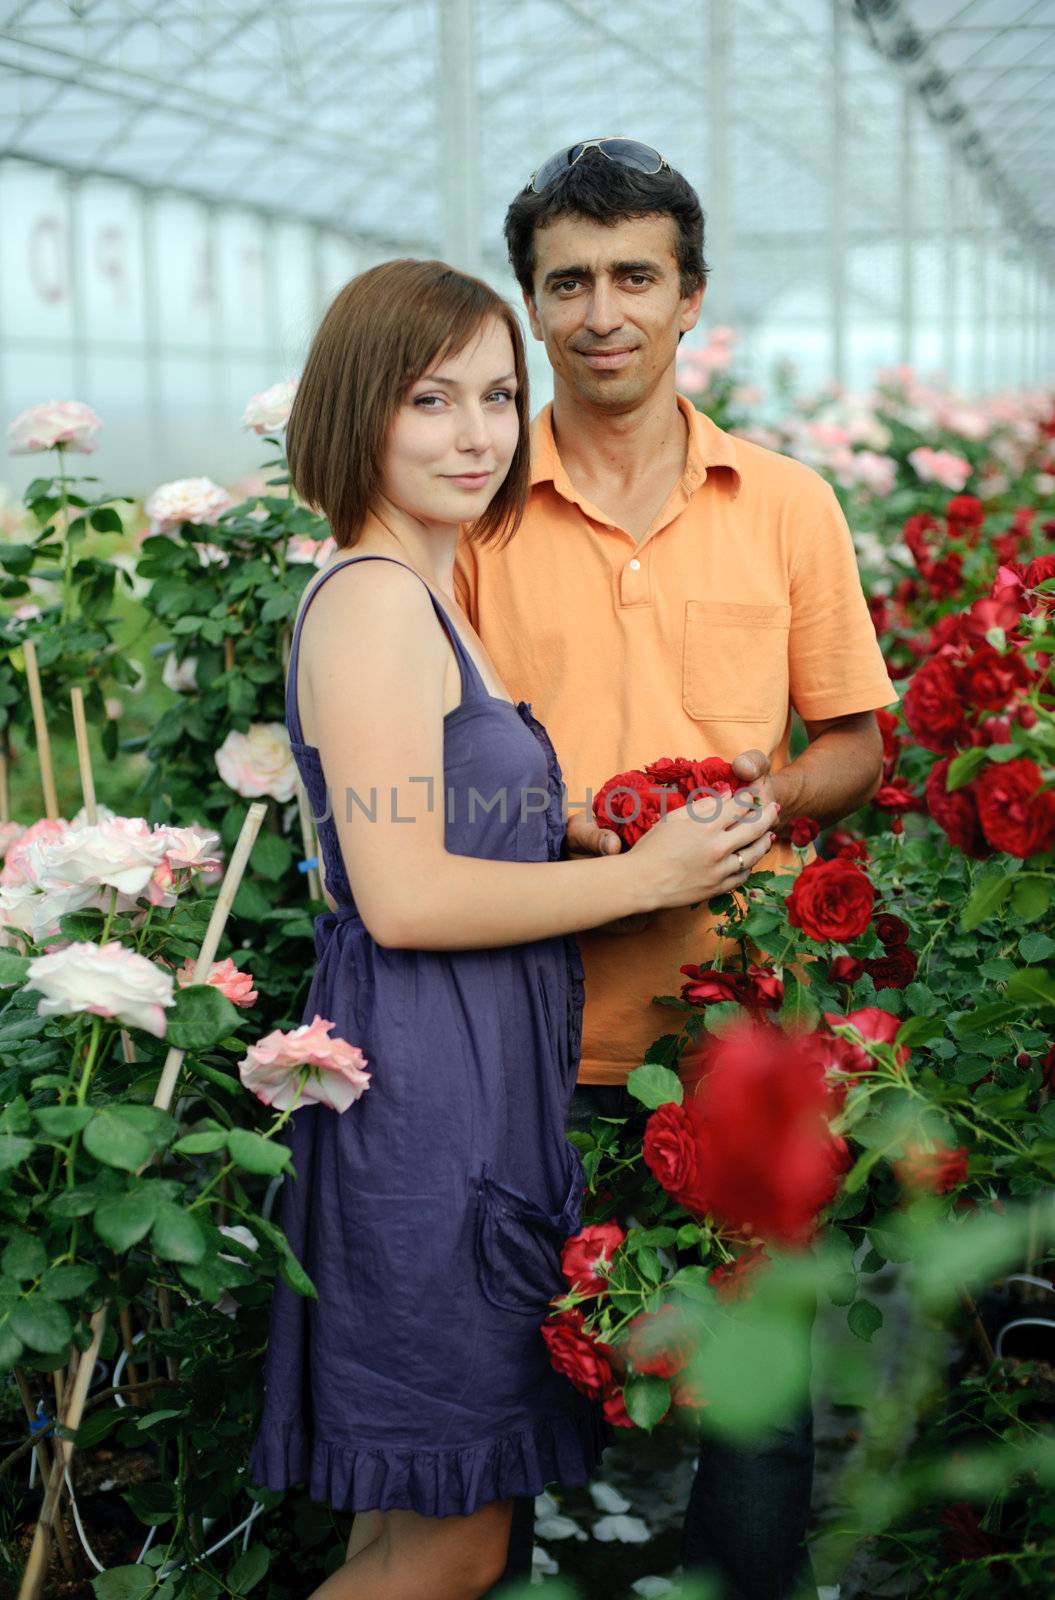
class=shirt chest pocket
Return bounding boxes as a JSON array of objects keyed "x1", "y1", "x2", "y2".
[{"x1": 683, "y1": 600, "x2": 793, "y2": 724}]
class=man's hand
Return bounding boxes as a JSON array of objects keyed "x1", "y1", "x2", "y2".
[
  {"x1": 731, "y1": 747, "x2": 779, "y2": 818},
  {"x1": 561, "y1": 811, "x2": 654, "y2": 935}
]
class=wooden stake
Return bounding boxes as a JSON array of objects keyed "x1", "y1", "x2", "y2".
[
  {"x1": 13, "y1": 1371, "x2": 76, "y2": 1580},
  {"x1": 152, "y1": 801, "x2": 267, "y2": 1113},
  {"x1": 21, "y1": 640, "x2": 58, "y2": 821},
  {"x1": 294, "y1": 775, "x2": 321, "y2": 902},
  {"x1": 16, "y1": 1306, "x2": 107, "y2": 1600},
  {"x1": 68, "y1": 687, "x2": 96, "y2": 824}
]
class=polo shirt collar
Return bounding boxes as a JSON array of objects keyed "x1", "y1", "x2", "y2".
[{"x1": 530, "y1": 392, "x2": 743, "y2": 502}]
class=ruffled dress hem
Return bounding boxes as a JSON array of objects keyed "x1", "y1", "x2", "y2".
[{"x1": 248, "y1": 1403, "x2": 610, "y2": 1517}]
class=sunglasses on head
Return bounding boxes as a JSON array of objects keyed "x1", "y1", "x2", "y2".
[{"x1": 528, "y1": 138, "x2": 670, "y2": 194}]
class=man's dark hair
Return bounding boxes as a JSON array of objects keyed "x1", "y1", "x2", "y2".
[{"x1": 504, "y1": 150, "x2": 709, "y2": 300}]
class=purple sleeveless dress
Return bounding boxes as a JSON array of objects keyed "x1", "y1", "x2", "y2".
[{"x1": 247, "y1": 555, "x2": 607, "y2": 1517}]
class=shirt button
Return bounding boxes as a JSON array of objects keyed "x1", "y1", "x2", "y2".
[{"x1": 628, "y1": 558, "x2": 641, "y2": 571}]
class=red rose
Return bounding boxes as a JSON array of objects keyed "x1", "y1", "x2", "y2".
[
  {"x1": 863, "y1": 944, "x2": 918, "y2": 990},
  {"x1": 1025, "y1": 554, "x2": 1055, "y2": 607},
  {"x1": 642, "y1": 1101, "x2": 709, "y2": 1213},
  {"x1": 745, "y1": 963, "x2": 784, "y2": 1011},
  {"x1": 541, "y1": 1309, "x2": 614, "y2": 1399},
  {"x1": 786, "y1": 857, "x2": 875, "y2": 943},
  {"x1": 685, "y1": 1023, "x2": 844, "y2": 1247},
  {"x1": 975, "y1": 758, "x2": 1055, "y2": 859},
  {"x1": 875, "y1": 708, "x2": 901, "y2": 774},
  {"x1": 874, "y1": 780, "x2": 922, "y2": 816},
  {"x1": 708, "y1": 1245, "x2": 768, "y2": 1303},
  {"x1": 924, "y1": 759, "x2": 990, "y2": 859},
  {"x1": 627, "y1": 1304, "x2": 696, "y2": 1379},
  {"x1": 679, "y1": 964, "x2": 745, "y2": 1007},
  {"x1": 902, "y1": 513, "x2": 938, "y2": 570},
  {"x1": 924, "y1": 551, "x2": 964, "y2": 601},
  {"x1": 825, "y1": 828, "x2": 870, "y2": 863},
  {"x1": 560, "y1": 1222, "x2": 626, "y2": 1297},
  {"x1": 964, "y1": 593, "x2": 1024, "y2": 642},
  {"x1": 644, "y1": 755, "x2": 740, "y2": 800},
  {"x1": 790, "y1": 816, "x2": 820, "y2": 848},
  {"x1": 822, "y1": 1007, "x2": 910, "y2": 1073},
  {"x1": 893, "y1": 1142, "x2": 968, "y2": 1195},
  {"x1": 828, "y1": 955, "x2": 865, "y2": 985},
  {"x1": 594, "y1": 769, "x2": 685, "y2": 845},
  {"x1": 601, "y1": 1387, "x2": 634, "y2": 1428},
  {"x1": 960, "y1": 642, "x2": 1033, "y2": 713},
  {"x1": 1041, "y1": 1041, "x2": 1055, "y2": 1091},
  {"x1": 946, "y1": 495, "x2": 985, "y2": 540},
  {"x1": 904, "y1": 657, "x2": 969, "y2": 753},
  {"x1": 874, "y1": 913, "x2": 910, "y2": 946}
]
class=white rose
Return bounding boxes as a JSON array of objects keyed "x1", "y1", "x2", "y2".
[
  {"x1": 8, "y1": 401, "x2": 102, "y2": 455},
  {"x1": 145, "y1": 478, "x2": 232, "y2": 531},
  {"x1": 23, "y1": 940, "x2": 174, "y2": 1037},
  {"x1": 162, "y1": 652, "x2": 199, "y2": 693},
  {"x1": 215, "y1": 723, "x2": 297, "y2": 802},
  {"x1": 241, "y1": 379, "x2": 299, "y2": 435},
  {"x1": 0, "y1": 881, "x2": 96, "y2": 944},
  {"x1": 29, "y1": 816, "x2": 170, "y2": 898}
]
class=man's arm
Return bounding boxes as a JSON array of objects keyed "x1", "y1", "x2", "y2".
[{"x1": 732, "y1": 709, "x2": 884, "y2": 837}]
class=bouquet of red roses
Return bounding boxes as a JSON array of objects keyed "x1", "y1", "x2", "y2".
[{"x1": 592, "y1": 754, "x2": 753, "y2": 846}]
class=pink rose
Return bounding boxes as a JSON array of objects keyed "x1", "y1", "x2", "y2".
[
  {"x1": 238, "y1": 1015, "x2": 370, "y2": 1112},
  {"x1": 178, "y1": 956, "x2": 258, "y2": 1008},
  {"x1": 908, "y1": 447, "x2": 971, "y2": 492},
  {"x1": 8, "y1": 400, "x2": 102, "y2": 454},
  {"x1": 241, "y1": 379, "x2": 299, "y2": 434},
  {"x1": 23, "y1": 941, "x2": 175, "y2": 1037},
  {"x1": 145, "y1": 477, "x2": 232, "y2": 530},
  {"x1": 215, "y1": 723, "x2": 297, "y2": 803}
]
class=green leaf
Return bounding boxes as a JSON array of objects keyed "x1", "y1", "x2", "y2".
[
  {"x1": 10, "y1": 1295, "x2": 72, "y2": 1353},
  {"x1": 960, "y1": 870, "x2": 1012, "y2": 933},
  {"x1": 896, "y1": 1015, "x2": 947, "y2": 1048},
  {"x1": 1007, "y1": 968, "x2": 1055, "y2": 1009},
  {"x1": 226, "y1": 1127, "x2": 291, "y2": 1176},
  {"x1": 151, "y1": 1202, "x2": 207, "y2": 1265},
  {"x1": 780, "y1": 972, "x2": 821, "y2": 1030},
  {"x1": 91, "y1": 1565, "x2": 158, "y2": 1600},
  {"x1": 249, "y1": 831, "x2": 292, "y2": 881},
  {"x1": 847, "y1": 1298, "x2": 884, "y2": 1343},
  {"x1": 93, "y1": 1186, "x2": 161, "y2": 1251},
  {"x1": 231, "y1": 878, "x2": 272, "y2": 923},
  {"x1": 34, "y1": 1105, "x2": 93, "y2": 1138},
  {"x1": 1019, "y1": 932, "x2": 1055, "y2": 965},
  {"x1": 952, "y1": 1001, "x2": 1023, "y2": 1036},
  {"x1": 173, "y1": 1129, "x2": 229, "y2": 1155},
  {"x1": 39, "y1": 1263, "x2": 97, "y2": 1300},
  {"x1": 165, "y1": 985, "x2": 243, "y2": 1052},
  {"x1": 634, "y1": 1246, "x2": 663, "y2": 1284},
  {"x1": 628, "y1": 1226, "x2": 677, "y2": 1249},
  {"x1": 903, "y1": 982, "x2": 939, "y2": 1017},
  {"x1": 1013, "y1": 877, "x2": 1053, "y2": 923},
  {"x1": 83, "y1": 1111, "x2": 153, "y2": 1171},
  {"x1": 89, "y1": 506, "x2": 124, "y2": 533},
  {"x1": 228, "y1": 1545, "x2": 271, "y2": 1596},
  {"x1": 0, "y1": 1134, "x2": 35, "y2": 1171},
  {"x1": 623, "y1": 1372, "x2": 671, "y2": 1430},
  {"x1": 626, "y1": 1062, "x2": 683, "y2": 1109},
  {"x1": 946, "y1": 747, "x2": 989, "y2": 790},
  {"x1": 2, "y1": 1233, "x2": 46, "y2": 1281},
  {"x1": 0, "y1": 951, "x2": 29, "y2": 986},
  {"x1": 72, "y1": 1405, "x2": 125, "y2": 1449},
  {"x1": 57, "y1": 909, "x2": 106, "y2": 942},
  {"x1": 664, "y1": 1265, "x2": 716, "y2": 1303}
]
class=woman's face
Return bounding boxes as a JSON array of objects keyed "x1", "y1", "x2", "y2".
[{"x1": 380, "y1": 316, "x2": 519, "y2": 529}]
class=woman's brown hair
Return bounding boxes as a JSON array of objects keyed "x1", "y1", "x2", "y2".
[{"x1": 287, "y1": 259, "x2": 530, "y2": 549}]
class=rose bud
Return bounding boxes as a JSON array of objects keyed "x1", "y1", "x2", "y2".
[
  {"x1": 829, "y1": 955, "x2": 864, "y2": 985},
  {"x1": 981, "y1": 717, "x2": 1012, "y2": 745},
  {"x1": 790, "y1": 817, "x2": 820, "y2": 848},
  {"x1": 1015, "y1": 1051, "x2": 1031, "y2": 1070},
  {"x1": 1017, "y1": 705, "x2": 1037, "y2": 730}
]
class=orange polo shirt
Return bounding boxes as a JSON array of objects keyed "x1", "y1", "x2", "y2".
[{"x1": 454, "y1": 396, "x2": 898, "y2": 1086}]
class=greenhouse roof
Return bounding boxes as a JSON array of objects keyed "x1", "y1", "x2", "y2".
[{"x1": 1, "y1": 0, "x2": 1052, "y2": 282}]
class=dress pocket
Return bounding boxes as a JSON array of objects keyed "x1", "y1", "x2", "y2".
[
  {"x1": 475, "y1": 1145, "x2": 585, "y2": 1317},
  {"x1": 682, "y1": 600, "x2": 792, "y2": 724}
]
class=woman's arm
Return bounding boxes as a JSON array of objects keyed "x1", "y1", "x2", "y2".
[{"x1": 302, "y1": 562, "x2": 776, "y2": 951}]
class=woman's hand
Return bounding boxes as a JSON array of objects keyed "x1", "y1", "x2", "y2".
[{"x1": 626, "y1": 791, "x2": 779, "y2": 912}]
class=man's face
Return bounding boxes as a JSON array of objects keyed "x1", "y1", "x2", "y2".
[{"x1": 524, "y1": 211, "x2": 703, "y2": 410}]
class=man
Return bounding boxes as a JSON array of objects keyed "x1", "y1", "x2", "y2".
[{"x1": 457, "y1": 139, "x2": 897, "y2": 1599}]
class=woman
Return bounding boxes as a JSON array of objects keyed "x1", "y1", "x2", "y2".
[{"x1": 247, "y1": 259, "x2": 778, "y2": 1600}]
